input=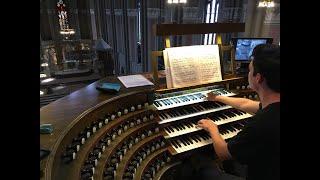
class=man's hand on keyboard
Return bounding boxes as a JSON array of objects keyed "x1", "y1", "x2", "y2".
[{"x1": 206, "y1": 91, "x2": 219, "y2": 101}]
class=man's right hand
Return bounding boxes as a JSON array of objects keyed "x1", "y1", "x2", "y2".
[{"x1": 206, "y1": 92, "x2": 219, "y2": 101}]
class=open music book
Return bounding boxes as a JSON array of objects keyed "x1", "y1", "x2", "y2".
[{"x1": 163, "y1": 45, "x2": 222, "y2": 89}]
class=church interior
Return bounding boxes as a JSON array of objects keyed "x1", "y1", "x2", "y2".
[{"x1": 40, "y1": 0, "x2": 280, "y2": 179}]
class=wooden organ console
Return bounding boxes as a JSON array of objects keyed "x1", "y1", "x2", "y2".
[
  {"x1": 40, "y1": 23, "x2": 256, "y2": 180},
  {"x1": 40, "y1": 73, "x2": 258, "y2": 180}
]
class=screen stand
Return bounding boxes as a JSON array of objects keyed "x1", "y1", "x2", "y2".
[{"x1": 236, "y1": 62, "x2": 250, "y2": 76}]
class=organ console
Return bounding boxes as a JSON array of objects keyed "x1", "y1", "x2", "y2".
[{"x1": 40, "y1": 73, "x2": 258, "y2": 180}]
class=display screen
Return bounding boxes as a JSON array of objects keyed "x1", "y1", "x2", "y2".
[{"x1": 233, "y1": 38, "x2": 273, "y2": 61}]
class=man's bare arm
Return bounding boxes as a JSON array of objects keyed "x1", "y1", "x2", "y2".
[{"x1": 208, "y1": 92, "x2": 260, "y2": 114}]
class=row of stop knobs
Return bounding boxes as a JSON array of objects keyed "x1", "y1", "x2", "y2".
[{"x1": 62, "y1": 102, "x2": 152, "y2": 164}]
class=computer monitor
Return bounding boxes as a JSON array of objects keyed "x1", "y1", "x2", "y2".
[{"x1": 232, "y1": 38, "x2": 273, "y2": 62}]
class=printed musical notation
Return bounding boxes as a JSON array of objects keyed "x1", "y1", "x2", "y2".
[{"x1": 164, "y1": 45, "x2": 222, "y2": 88}]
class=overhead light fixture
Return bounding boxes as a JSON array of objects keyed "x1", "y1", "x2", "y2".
[
  {"x1": 60, "y1": 29, "x2": 75, "y2": 35},
  {"x1": 57, "y1": 0, "x2": 75, "y2": 38},
  {"x1": 41, "y1": 63, "x2": 49, "y2": 67},
  {"x1": 258, "y1": 0, "x2": 275, "y2": 8},
  {"x1": 41, "y1": 78, "x2": 55, "y2": 83},
  {"x1": 167, "y1": 0, "x2": 187, "y2": 4}
]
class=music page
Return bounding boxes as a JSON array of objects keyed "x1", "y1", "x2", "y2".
[{"x1": 164, "y1": 45, "x2": 222, "y2": 88}]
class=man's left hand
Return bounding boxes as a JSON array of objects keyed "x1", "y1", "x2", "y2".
[{"x1": 197, "y1": 118, "x2": 219, "y2": 135}]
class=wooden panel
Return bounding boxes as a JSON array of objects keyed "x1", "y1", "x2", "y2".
[
  {"x1": 40, "y1": 75, "x2": 155, "y2": 180},
  {"x1": 154, "y1": 23, "x2": 245, "y2": 36}
]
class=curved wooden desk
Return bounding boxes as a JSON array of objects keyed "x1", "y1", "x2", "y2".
[
  {"x1": 40, "y1": 75, "x2": 154, "y2": 180},
  {"x1": 40, "y1": 72, "x2": 248, "y2": 180}
]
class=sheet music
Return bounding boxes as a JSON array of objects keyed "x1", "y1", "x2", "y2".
[
  {"x1": 118, "y1": 74, "x2": 154, "y2": 88},
  {"x1": 164, "y1": 45, "x2": 222, "y2": 88}
]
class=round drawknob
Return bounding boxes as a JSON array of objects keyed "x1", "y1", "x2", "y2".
[
  {"x1": 161, "y1": 161, "x2": 165, "y2": 167},
  {"x1": 136, "y1": 119, "x2": 141, "y2": 124},
  {"x1": 149, "y1": 114, "x2": 154, "y2": 120},
  {"x1": 155, "y1": 127, "x2": 159, "y2": 133},
  {"x1": 249, "y1": 95, "x2": 253, "y2": 99},
  {"x1": 124, "y1": 125, "x2": 128, "y2": 131},
  {"x1": 247, "y1": 85, "x2": 250, "y2": 89},
  {"x1": 137, "y1": 104, "x2": 142, "y2": 109},
  {"x1": 155, "y1": 143, "x2": 160, "y2": 149},
  {"x1": 151, "y1": 167, "x2": 156, "y2": 176},
  {"x1": 118, "y1": 129, "x2": 122, "y2": 135},
  {"x1": 71, "y1": 152, "x2": 76, "y2": 160},
  {"x1": 147, "y1": 130, "x2": 152, "y2": 136},
  {"x1": 146, "y1": 149, "x2": 151, "y2": 155},
  {"x1": 254, "y1": 94, "x2": 258, "y2": 99},
  {"x1": 143, "y1": 116, "x2": 148, "y2": 122},
  {"x1": 241, "y1": 85, "x2": 246, "y2": 89},
  {"x1": 117, "y1": 153, "x2": 123, "y2": 161},
  {"x1": 122, "y1": 148, "x2": 127, "y2": 155},
  {"x1": 141, "y1": 134, "x2": 146, "y2": 139},
  {"x1": 99, "y1": 122, "x2": 103, "y2": 128},
  {"x1": 86, "y1": 131, "x2": 91, "y2": 138},
  {"x1": 161, "y1": 141, "x2": 166, "y2": 147},
  {"x1": 141, "y1": 152, "x2": 147, "y2": 159},
  {"x1": 144, "y1": 102, "x2": 149, "y2": 108},
  {"x1": 117, "y1": 111, "x2": 122, "y2": 117},
  {"x1": 236, "y1": 86, "x2": 240, "y2": 90},
  {"x1": 131, "y1": 106, "x2": 135, "y2": 112},
  {"x1": 151, "y1": 146, "x2": 155, "y2": 152},
  {"x1": 112, "y1": 134, "x2": 116, "y2": 140},
  {"x1": 111, "y1": 115, "x2": 116, "y2": 120},
  {"x1": 137, "y1": 156, "x2": 143, "y2": 163},
  {"x1": 92, "y1": 127, "x2": 97, "y2": 133},
  {"x1": 104, "y1": 118, "x2": 109, "y2": 124},
  {"x1": 124, "y1": 109, "x2": 128, "y2": 114},
  {"x1": 107, "y1": 139, "x2": 111, "y2": 146},
  {"x1": 130, "y1": 122, "x2": 135, "y2": 128},
  {"x1": 81, "y1": 138, "x2": 85, "y2": 145}
]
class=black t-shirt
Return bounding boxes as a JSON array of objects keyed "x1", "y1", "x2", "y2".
[{"x1": 227, "y1": 102, "x2": 280, "y2": 180}]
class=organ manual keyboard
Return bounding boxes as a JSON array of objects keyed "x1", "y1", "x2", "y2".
[
  {"x1": 168, "y1": 121, "x2": 247, "y2": 155},
  {"x1": 163, "y1": 109, "x2": 252, "y2": 138},
  {"x1": 153, "y1": 85, "x2": 253, "y2": 156},
  {"x1": 153, "y1": 85, "x2": 236, "y2": 110}
]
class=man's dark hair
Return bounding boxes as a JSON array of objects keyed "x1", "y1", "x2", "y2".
[{"x1": 251, "y1": 44, "x2": 280, "y2": 92}]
